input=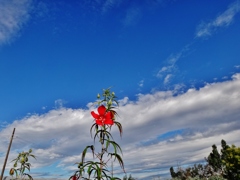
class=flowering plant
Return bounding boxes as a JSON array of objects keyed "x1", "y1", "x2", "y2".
[
  {"x1": 9, "y1": 149, "x2": 36, "y2": 180},
  {"x1": 70, "y1": 88, "x2": 124, "y2": 180}
]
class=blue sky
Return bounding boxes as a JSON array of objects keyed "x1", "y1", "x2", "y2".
[{"x1": 0, "y1": 0, "x2": 240, "y2": 179}]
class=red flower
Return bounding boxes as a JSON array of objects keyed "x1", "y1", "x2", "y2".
[
  {"x1": 91, "y1": 105, "x2": 114, "y2": 126},
  {"x1": 72, "y1": 175, "x2": 77, "y2": 180}
]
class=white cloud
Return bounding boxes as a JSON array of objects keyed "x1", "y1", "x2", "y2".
[
  {"x1": 1, "y1": 73, "x2": 240, "y2": 179},
  {"x1": 164, "y1": 74, "x2": 172, "y2": 84},
  {"x1": 196, "y1": 0, "x2": 240, "y2": 38},
  {"x1": 156, "y1": 65, "x2": 174, "y2": 79},
  {"x1": 0, "y1": 0, "x2": 32, "y2": 45},
  {"x1": 235, "y1": 65, "x2": 240, "y2": 69},
  {"x1": 156, "y1": 62, "x2": 176, "y2": 80},
  {"x1": 156, "y1": 50, "x2": 186, "y2": 85},
  {"x1": 156, "y1": 44, "x2": 191, "y2": 85},
  {"x1": 54, "y1": 99, "x2": 67, "y2": 109},
  {"x1": 138, "y1": 79, "x2": 144, "y2": 87}
]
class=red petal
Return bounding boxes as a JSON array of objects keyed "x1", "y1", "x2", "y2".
[
  {"x1": 91, "y1": 111, "x2": 99, "y2": 119},
  {"x1": 105, "y1": 119, "x2": 114, "y2": 125},
  {"x1": 96, "y1": 119, "x2": 103, "y2": 126},
  {"x1": 105, "y1": 112, "x2": 114, "y2": 125},
  {"x1": 98, "y1": 105, "x2": 106, "y2": 115},
  {"x1": 105, "y1": 112, "x2": 112, "y2": 119}
]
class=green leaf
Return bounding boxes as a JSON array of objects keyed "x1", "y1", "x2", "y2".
[
  {"x1": 103, "y1": 129, "x2": 114, "y2": 141},
  {"x1": 22, "y1": 166, "x2": 25, "y2": 174},
  {"x1": 24, "y1": 163, "x2": 31, "y2": 171},
  {"x1": 106, "y1": 140, "x2": 123, "y2": 155},
  {"x1": 114, "y1": 121, "x2": 123, "y2": 137},
  {"x1": 12, "y1": 168, "x2": 18, "y2": 177},
  {"x1": 108, "y1": 153, "x2": 125, "y2": 172},
  {"x1": 101, "y1": 169, "x2": 111, "y2": 179},
  {"x1": 87, "y1": 164, "x2": 93, "y2": 174},
  {"x1": 24, "y1": 173, "x2": 33, "y2": 180},
  {"x1": 106, "y1": 139, "x2": 110, "y2": 149},
  {"x1": 90, "y1": 123, "x2": 99, "y2": 138},
  {"x1": 111, "y1": 177, "x2": 121, "y2": 180},
  {"x1": 29, "y1": 154, "x2": 37, "y2": 160},
  {"x1": 81, "y1": 146, "x2": 95, "y2": 164}
]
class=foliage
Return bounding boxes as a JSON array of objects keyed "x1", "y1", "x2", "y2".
[
  {"x1": 9, "y1": 149, "x2": 36, "y2": 180},
  {"x1": 221, "y1": 144, "x2": 240, "y2": 179},
  {"x1": 70, "y1": 88, "x2": 125, "y2": 180}
]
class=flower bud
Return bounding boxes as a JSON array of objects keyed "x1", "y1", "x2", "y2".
[
  {"x1": 78, "y1": 162, "x2": 83, "y2": 168},
  {"x1": 112, "y1": 92, "x2": 115, "y2": 96},
  {"x1": 9, "y1": 168, "x2": 15, "y2": 176},
  {"x1": 97, "y1": 93, "x2": 100, "y2": 99},
  {"x1": 14, "y1": 162, "x2": 17, "y2": 167},
  {"x1": 20, "y1": 157, "x2": 25, "y2": 163},
  {"x1": 29, "y1": 149, "x2": 32, "y2": 153}
]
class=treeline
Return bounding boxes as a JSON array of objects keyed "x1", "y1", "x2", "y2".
[{"x1": 169, "y1": 139, "x2": 240, "y2": 180}]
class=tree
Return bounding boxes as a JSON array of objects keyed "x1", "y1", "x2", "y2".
[
  {"x1": 206, "y1": 144, "x2": 222, "y2": 172},
  {"x1": 170, "y1": 167, "x2": 177, "y2": 178},
  {"x1": 221, "y1": 145, "x2": 240, "y2": 179}
]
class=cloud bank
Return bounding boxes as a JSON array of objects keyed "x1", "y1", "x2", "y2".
[{"x1": 1, "y1": 74, "x2": 240, "y2": 179}]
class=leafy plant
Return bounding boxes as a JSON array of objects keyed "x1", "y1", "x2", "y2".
[
  {"x1": 70, "y1": 88, "x2": 125, "y2": 180},
  {"x1": 9, "y1": 149, "x2": 36, "y2": 180}
]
